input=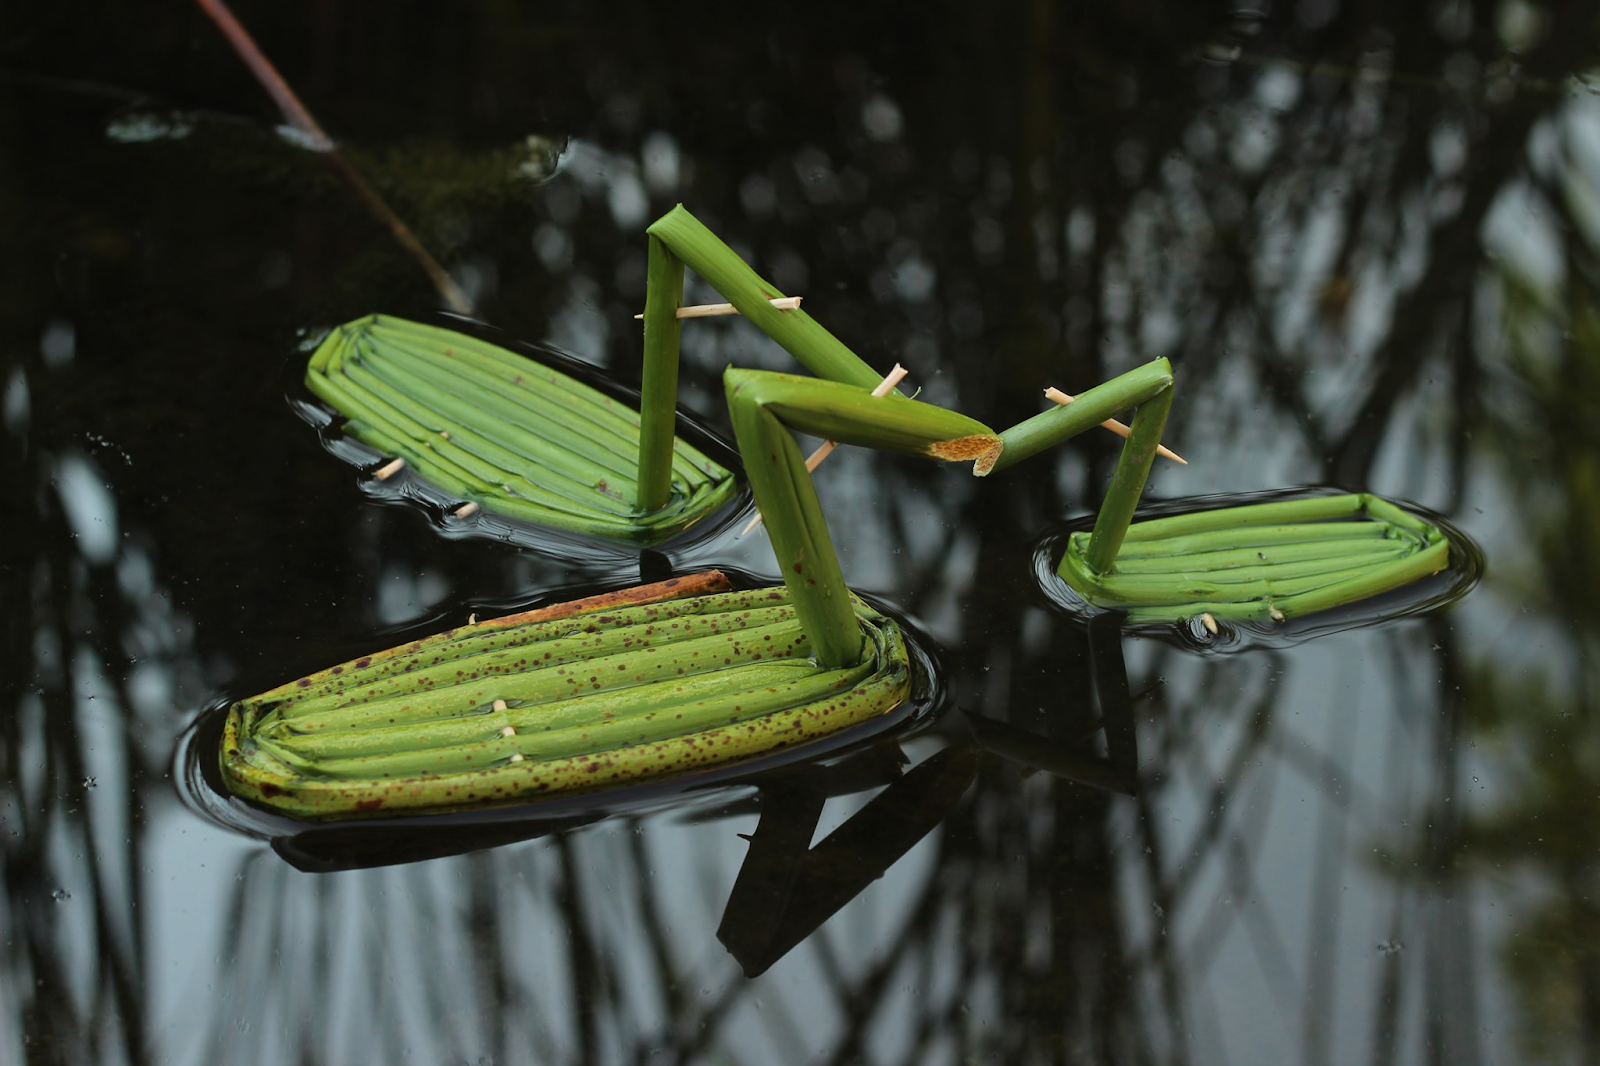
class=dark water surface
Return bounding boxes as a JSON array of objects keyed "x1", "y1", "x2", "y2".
[{"x1": 5, "y1": 3, "x2": 1600, "y2": 1063}]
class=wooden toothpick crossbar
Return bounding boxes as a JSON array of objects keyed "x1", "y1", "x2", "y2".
[
  {"x1": 741, "y1": 363, "x2": 910, "y2": 536},
  {"x1": 1044, "y1": 387, "x2": 1187, "y2": 464},
  {"x1": 634, "y1": 296, "x2": 803, "y2": 320}
]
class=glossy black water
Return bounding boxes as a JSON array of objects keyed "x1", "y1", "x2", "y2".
[{"x1": 5, "y1": 3, "x2": 1600, "y2": 1063}]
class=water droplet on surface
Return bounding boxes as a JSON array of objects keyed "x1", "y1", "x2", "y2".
[{"x1": 51, "y1": 889, "x2": 70, "y2": 903}]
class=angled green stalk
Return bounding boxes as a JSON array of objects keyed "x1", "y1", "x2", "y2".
[
  {"x1": 648, "y1": 205, "x2": 889, "y2": 390},
  {"x1": 992, "y1": 359, "x2": 1174, "y2": 473},
  {"x1": 1083, "y1": 366, "x2": 1174, "y2": 572},
  {"x1": 637, "y1": 236, "x2": 686, "y2": 511},
  {"x1": 990, "y1": 357, "x2": 1174, "y2": 573},
  {"x1": 725, "y1": 368, "x2": 1000, "y2": 669}
]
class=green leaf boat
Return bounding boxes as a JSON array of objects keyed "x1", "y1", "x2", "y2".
[
  {"x1": 1055, "y1": 492, "x2": 1450, "y2": 624},
  {"x1": 219, "y1": 571, "x2": 913, "y2": 820},
  {"x1": 306, "y1": 314, "x2": 739, "y2": 544}
]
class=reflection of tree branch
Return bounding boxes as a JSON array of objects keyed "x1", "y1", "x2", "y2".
[
  {"x1": 1325, "y1": 13, "x2": 1594, "y2": 484},
  {"x1": 191, "y1": 0, "x2": 473, "y2": 315}
]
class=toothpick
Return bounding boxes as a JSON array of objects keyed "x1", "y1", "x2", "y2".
[
  {"x1": 741, "y1": 363, "x2": 910, "y2": 537},
  {"x1": 1043, "y1": 387, "x2": 1187, "y2": 464},
  {"x1": 634, "y1": 296, "x2": 803, "y2": 320},
  {"x1": 375, "y1": 457, "x2": 406, "y2": 480}
]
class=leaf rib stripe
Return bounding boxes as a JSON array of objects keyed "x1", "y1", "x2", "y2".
[
  {"x1": 1111, "y1": 522, "x2": 1395, "y2": 559},
  {"x1": 338, "y1": 356, "x2": 640, "y2": 512},
  {"x1": 257, "y1": 585, "x2": 795, "y2": 709},
  {"x1": 268, "y1": 659, "x2": 825, "y2": 761},
  {"x1": 356, "y1": 337, "x2": 645, "y2": 478},
  {"x1": 1104, "y1": 537, "x2": 1412, "y2": 574},
  {"x1": 262, "y1": 659, "x2": 859, "y2": 777},
  {"x1": 366, "y1": 322, "x2": 727, "y2": 481},
  {"x1": 274, "y1": 611, "x2": 808, "y2": 725},
  {"x1": 1119, "y1": 494, "x2": 1368, "y2": 541},
  {"x1": 329, "y1": 364, "x2": 630, "y2": 518}
]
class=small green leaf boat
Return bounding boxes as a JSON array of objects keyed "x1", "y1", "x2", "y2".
[
  {"x1": 306, "y1": 314, "x2": 738, "y2": 544},
  {"x1": 219, "y1": 571, "x2": 912, "y2": 820},
  {"x1": 1055, "y1": 492, "x2": 1450, "y2": 624}
]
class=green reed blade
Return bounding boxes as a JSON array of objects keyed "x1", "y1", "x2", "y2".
[
  {"x1": 1119, "y1": 493, "x2": 1368, "y2": 541},
  {"x1": 259, "y1": 658, "x2": 866, "y2": 779},
  {"x1": 361, "y1": 317, "x2": 651, "y2": 441},
  {"x1": 332, "y1": 360, "x2": 639, "y2": 521},
  {"x1": 1118, "y1": 539, "x2": 1448, "y2": 623},
  {"x1": 1085, "y1": 364, "x2": 1174, "y2": 573},
  {"x1": 724, "y1": 368, "x2": 1004, "y2": 668},
  {"x1": 275, "y1": 601, "x2": 803, "y2": 721},
  {"x1": 255, "y1": 581, "x2": 792, "y2": 711},
  {"x1": 353, "y1": 338, "x2": 643, "y2": 481},
  {"x1": 724, "y1": 369, "x2": 1002, "y2": 471},
  {"x1": 638, "y1": 235, "x2": 687, "y2": 511},
  {"x1": 276, "y1": 616, "x2": 810, "y2": 733},
  {"x1": 1105, "y1": 536, "x2": 1412, "y2": 574},
  {"x1": 1099, "y1": 549, "x2": 1415, "y2": 591},
  {"x1": 991, "y1": 359, "x2": 1174, "y2": 473},
  {"x1": 1112, "y1": 521, "x2": 1398, "y2": 559},
  {"x1": 270, "y1": 658, "x2": 826, "y2": 762},
  {"x1": 647, "y1": 205, "x2": 890, "y2": 391},
  {"x1": 1077, "y1": 556, "x2": 1415, "y2": 607},
  {"x1": 1250, "y1": 539, "x2": 1448, "y2": 616},
  {"x1": 309, "y1": 364, "x2": 501, "y2": 500},
  {"x1": 349, "y1": 360, "x2": 641, "y2": 506},
  {"x1": 726, "y1": 375, "x2": 862, "y2": 670}
]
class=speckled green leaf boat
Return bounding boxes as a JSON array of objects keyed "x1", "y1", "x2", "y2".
[
  {"x1": 306, "y1": 314, "x2": 738, "y2": 544},
  {"x1": 1056, "y1": 492, "x2": 1449, "y2": 624},
  {"x1": 219, "y1": 571, "x2": 912, "y2": 820}
]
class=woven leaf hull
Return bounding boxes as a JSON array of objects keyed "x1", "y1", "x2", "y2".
[
  {"x1": 306, "y1": 314, "x2": 738, "y2": 544},
  {"x1": 1057, "y1": 493, "x2": 1449, "y2": 623},
  {"x1": 220, "y1": 572, "x2": 911, "y2": 820}
]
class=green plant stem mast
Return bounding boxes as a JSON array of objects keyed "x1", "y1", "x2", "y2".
[
  {"x1": 724, "y1": 369, "x2": 1001, "y2": 669},
  {"x1": 1084, "y1": 367, "x2": 1174, "y2": 572},
  {"x1": 647, "y1": 206, "x2": 888, "y2": 389},
  {"x1": 637, "y1": 236, "x2": 686, "y2": 511}
]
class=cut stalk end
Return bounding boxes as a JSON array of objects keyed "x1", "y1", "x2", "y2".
[{"x1": 927, "y1": 434, "x2": 1004, "y2": 476}]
